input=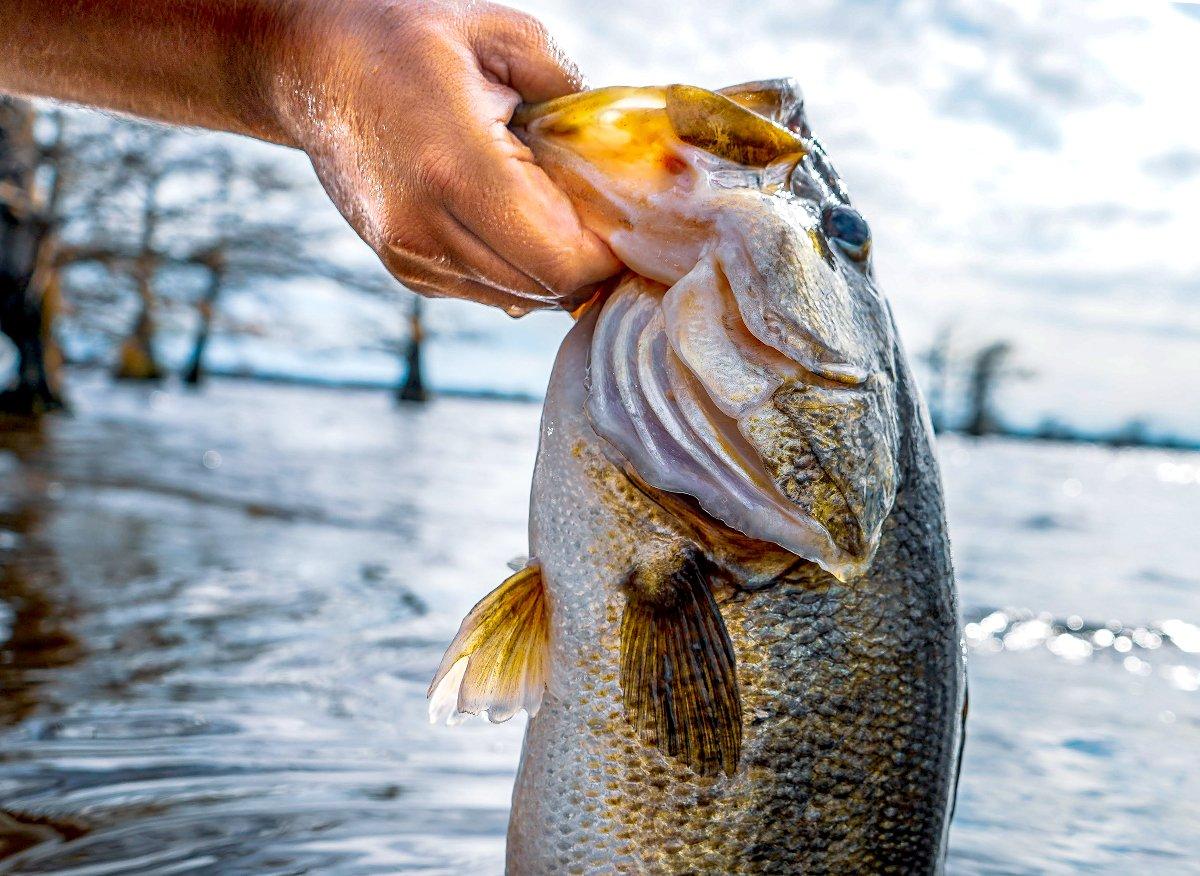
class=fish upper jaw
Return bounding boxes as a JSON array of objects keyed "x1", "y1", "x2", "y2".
[
  {"x1": 514, "y1": 85, "x2": 802, "y2": 288},
  {"x1": 515, "y1": 124, "x2": 714, "y2": 287}
]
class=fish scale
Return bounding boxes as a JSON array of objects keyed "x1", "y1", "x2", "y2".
[
  {"x1": 430, "y1": 80, "x2": 964, "y2": 873},
  {"x1": 508, "y1": 299, "x2": 963, "y2": 873}
]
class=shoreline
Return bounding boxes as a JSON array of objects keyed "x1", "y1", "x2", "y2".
[{"x1": 42, "y1": 363, "x2": 1198, "y2": 455}]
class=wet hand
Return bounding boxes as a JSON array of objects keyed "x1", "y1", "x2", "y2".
[{"x1": 275, "y1": 0, "x2": 621, "y2": 314}]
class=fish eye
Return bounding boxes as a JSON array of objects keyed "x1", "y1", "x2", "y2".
[{"x1": 822, "y1": 204, "x2": 871, "y2": 260}]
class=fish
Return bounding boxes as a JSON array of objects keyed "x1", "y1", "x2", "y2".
[{"x1": 428, "y1": 80, "x2": 966, "y2": 874}]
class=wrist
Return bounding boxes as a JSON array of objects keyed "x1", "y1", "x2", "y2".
[
  {"x1": 238, "y1": 0, "x2": 336, "y2": 149},
  {"x1": 258, "y1": 0, "x2": 369, "y2": 152}
]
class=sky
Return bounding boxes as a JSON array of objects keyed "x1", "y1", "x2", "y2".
[
  {"x1": 11, "y1": 0, "x2": 1199, "y2": 440},
  {"x1": 507, "y1": 0, "x2": 1200, "y2": 439}
]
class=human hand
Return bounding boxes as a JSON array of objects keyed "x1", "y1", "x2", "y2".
[{"x1": 274, "y1": 0, "x2": 621, "y2": 314}]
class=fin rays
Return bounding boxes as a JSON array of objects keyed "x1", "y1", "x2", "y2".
[
  {"x1": 427, "y1": 563, "x2": 549, "y2": 725},
  {"x1": 620, "y1": 555, "x2": 742, "y2": 776}
]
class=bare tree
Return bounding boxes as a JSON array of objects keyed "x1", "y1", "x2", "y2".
[
  {"x1": 114, "y1": 143, "x2": 170, "y2": 379},
  {"x1": 963, "y1": 341, "x2": 1015, "y2": 437},
  {"x1": 396, "y1": 295, "x2": 428, "y2": 403},
  {"x1": 5, "y1": 106, "x2": 415, "y2": 399},
  {"x1": 0, "y1": 98, "x2": 64, "y2": 414},
  {"x1": 43, "y1": 114, "x2": 409, "y2": 385},
  {"x1": 920, "y1": 323, "x2": 954, "y2": 434},
  {"x1": 51, "y1": 123, "x2": 233, "y2": 380}
]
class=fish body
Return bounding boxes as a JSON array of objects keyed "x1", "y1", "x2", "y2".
[{"x1": 431, "y1": 81, "x2": 965, "y2": 874}]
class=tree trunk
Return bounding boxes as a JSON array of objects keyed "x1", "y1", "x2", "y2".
[
  {"x1": 113, "y1": 176, "x2": 163, "y2": 381},
  {"x1": 0, "y1": 98, "x2": 64, "y2": 415},
  {"x1": 396, "y1": 295, "x2": 428, "y2": 403},
  {"x1": 114, "y1": 306, "x2": 162, "y2": 381},
  {"x1": 183, "y1": 268, "x2": 221, "y2": 385},
  {"x1": 964, "y1": 341, "x2": 1011, "y2": 437},
  {"x1": 922, "y1": 326, "x2": 952, "y2": 435}
]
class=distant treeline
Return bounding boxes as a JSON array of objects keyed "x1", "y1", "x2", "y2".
[
  {"x1": 0, "y1": 97, "x2": 424, "y2": 417},
  {"x1": 921, "y1": 327, "x2": 1194, "y2": 452}
]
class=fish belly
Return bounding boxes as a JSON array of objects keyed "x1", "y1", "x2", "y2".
[{"x1": 508, "y1": 312, "x2": 965, "y2": 875}]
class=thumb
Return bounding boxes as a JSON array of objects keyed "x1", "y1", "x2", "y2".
[{"x1": 470, "y1": 6, "x2": 584, "y2": 103}]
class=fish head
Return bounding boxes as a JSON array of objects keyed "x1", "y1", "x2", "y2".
[{"x1": 538, "y1": 81, "x2": 907, "y2": 579}]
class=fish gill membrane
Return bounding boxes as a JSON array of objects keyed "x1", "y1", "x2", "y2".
[{"x1": 429, "y1": 80, "x2": 964, "y2": 873}]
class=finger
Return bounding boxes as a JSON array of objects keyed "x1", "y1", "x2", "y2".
[
  {"x1": 383, "y1": 237, "x2": 556, "y2": 317},
  {"x1": 438, "y1": 209, "x2": 564, "y2": 305},
  {"x1": 469, "y1": 6, "x2": 583, "y2": 102},
  {"x1": 447, "y1": 123, "x2": 621, "y2": 298}
]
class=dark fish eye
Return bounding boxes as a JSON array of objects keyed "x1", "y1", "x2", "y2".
[{"x1": 822, "y1": 204, "x2": 871, "y2": 260}]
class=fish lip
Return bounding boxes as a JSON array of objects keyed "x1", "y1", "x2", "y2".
[
  {"x1": 511, "y1": 98, "x2": 562, "y2": 129},
  {"x1": 510, "y1": 86, "x2": 660, "y2": 130}
]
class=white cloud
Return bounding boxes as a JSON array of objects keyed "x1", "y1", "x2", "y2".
[{"x1": 502, "y1": 0, "x2": 1200, "y2": 436}]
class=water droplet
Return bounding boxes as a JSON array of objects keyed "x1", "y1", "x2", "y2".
[{"x1": 202, "y1": 450, "x2": 222, "y2": 470}]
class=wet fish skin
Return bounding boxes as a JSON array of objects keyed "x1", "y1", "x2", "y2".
[
  {"x1": 508, "y1": 301, "x2": 963, "y2": 874},
  {"x1": 431, "y1": 80, "x2": 964, "y2": 873}
]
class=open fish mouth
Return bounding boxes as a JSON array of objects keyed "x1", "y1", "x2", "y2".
[
  {"x1": 514, "y1": 80, "x2": 905, "y2": 580},
  {"x1": 587, "y1": 263, "x2": 900, "y2": 582}
]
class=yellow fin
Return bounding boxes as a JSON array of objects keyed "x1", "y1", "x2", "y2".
[
  {"x1": 427, "y1": 563, "x2": 549, "y2": 725},
  {"x1": 621, "y1": 548, "x2": 742, "y2": 777}
]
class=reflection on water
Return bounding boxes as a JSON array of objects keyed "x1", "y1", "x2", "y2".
[
  {"x1": 0, "y1": 376, "x2": 532, "y2": 874},
  {"x1": 0, "y1": 373, "x2": 1197, "y2": 874}
]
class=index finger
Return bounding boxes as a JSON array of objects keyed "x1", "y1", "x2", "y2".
[{"x1": 445, "y1": 111, "x2": 619, "y2": 300}]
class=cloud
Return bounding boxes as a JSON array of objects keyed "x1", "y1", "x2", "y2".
[{"x1": 1142, "y1": 149, "x2": 1200, "y2": 181}]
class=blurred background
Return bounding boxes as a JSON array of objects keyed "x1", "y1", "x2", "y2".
[{"x1": 1, "y1": 1, "x2": 1197, "y2": 873}]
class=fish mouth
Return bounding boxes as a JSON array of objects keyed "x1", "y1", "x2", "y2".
[
  {"x1": 586, "y1": 266, "x2": 900, "y2": 582},
  {"x1": 512, "y1": 85, "x2": 805, "y2": 169},
  {"x1": 523, "y1": 80, "x2": 903, "y2": 579}
]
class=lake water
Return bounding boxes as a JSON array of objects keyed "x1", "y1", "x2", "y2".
[{"x1": 1, "y1": 374, "x2": 1197, "y2": 874}]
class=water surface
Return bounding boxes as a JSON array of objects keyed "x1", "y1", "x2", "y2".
[{"x1": 1, "y1": 374, "x2": 1197, "y2": 873}]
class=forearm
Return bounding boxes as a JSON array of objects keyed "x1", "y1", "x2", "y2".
[
  {"x1": 0, "y1": 0, "x2": 303, "y2": 145},
  {"x1": 0, "y1": 0, "x2": 619, "y2": 308}
]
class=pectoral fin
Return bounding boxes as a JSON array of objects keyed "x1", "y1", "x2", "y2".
[
  {"x1": 620, "y1": 544, "x2": 742, "y2": 777},
  {"x1": 428, "y1": 563, "x2": 549, "y2": 725}
]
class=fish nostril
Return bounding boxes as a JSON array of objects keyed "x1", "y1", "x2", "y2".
[
  {"x1": 822, "y1": 204, "x2": 871, "y2": 261},
  {"x1": 788, "y1": 166, "x2": 822, "y2": 201}
]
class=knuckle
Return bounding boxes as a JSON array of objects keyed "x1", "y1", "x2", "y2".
[
  {"x1": 502, "y1": 9, "x2": 551, "y2": 48},
  {"x1": 413, "y1": 144, "x2": 464, "y2": 200}
]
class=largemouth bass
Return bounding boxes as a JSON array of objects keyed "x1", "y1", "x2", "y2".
[{"x1": 429, "y1": 80, "x2": 965, "y2": 874}]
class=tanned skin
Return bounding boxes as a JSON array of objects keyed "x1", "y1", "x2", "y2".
[{"x1": 0, "y1": 0, "x2": 620, "y2": 312}]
